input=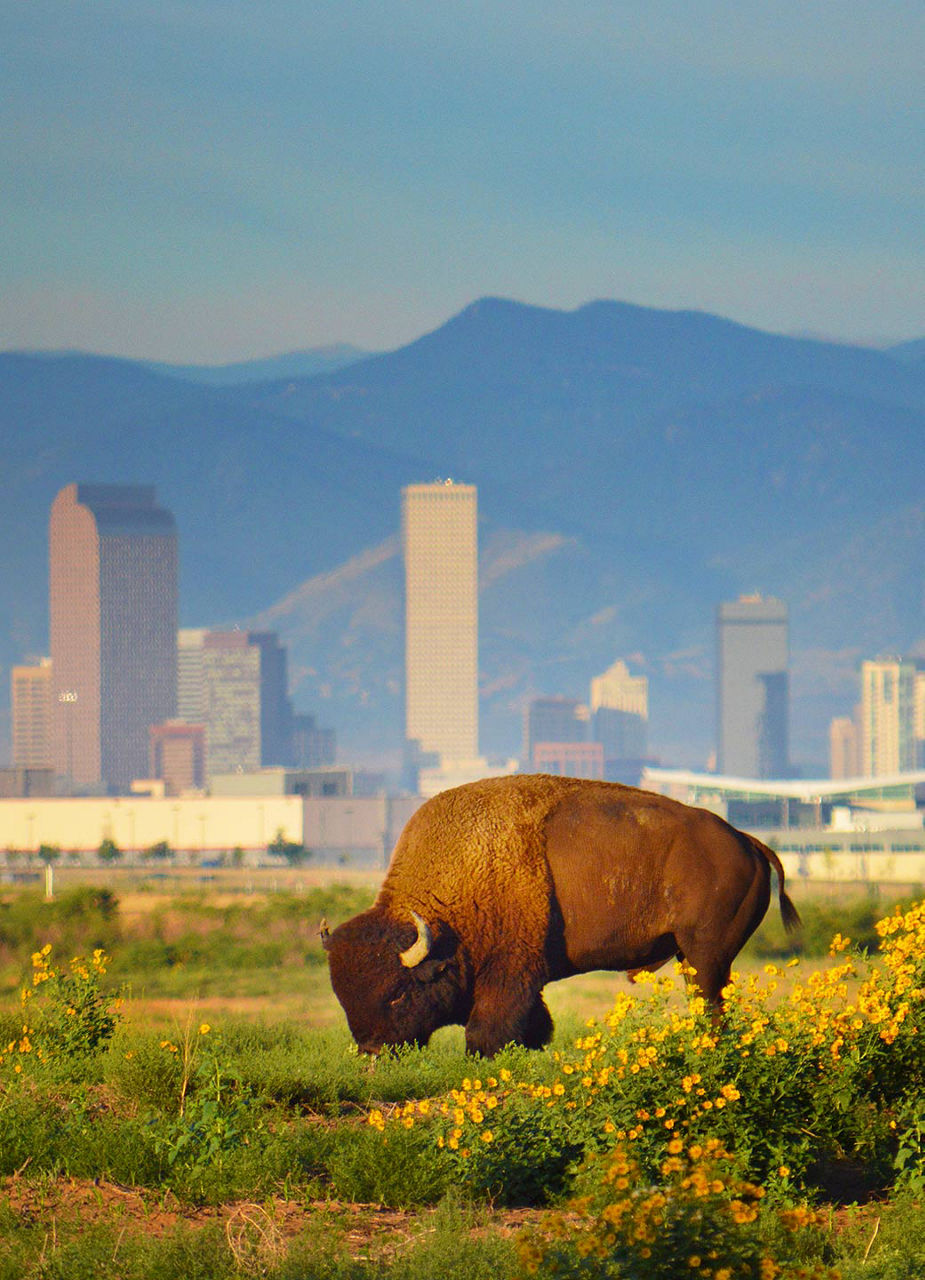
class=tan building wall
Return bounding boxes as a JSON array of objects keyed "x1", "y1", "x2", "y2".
[
  {"x1": 12, "y1": 660, "x2": 53, "y2": 768},
  {"x1": 0, "y1": 795, "x2": 424, "y2": 860},
  {"x1": 861, "y1": 658, "x2": 916, "y2": 776},
  {"x1": 0, "y1": 796, "x2": 304, "y2": 854},
  {"x1": 403, "y1": 481, "x2": 478, "y2": 765},
  {"x1": 829, "y1": 714, "x2": 861, "y2": 779}
]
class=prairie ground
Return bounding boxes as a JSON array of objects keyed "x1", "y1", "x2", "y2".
[{"x1": 1, "y1": 871, "x2": 921, "y2": 1278}]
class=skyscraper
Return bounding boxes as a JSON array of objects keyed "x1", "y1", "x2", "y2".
[
  {"x1": 11, "y1": 658, "x2": 53, "y2": 768},
  {"x1": 860, "y1": 657, "x2": 916, "y2": 776},
  {"x1": 716, "y1": 595, "x2": 789, "y2": 778},
  {"x1": 402, "y1": 481, "x2": 479, "y2": 767},
  {"x1": 179, "y1": 629, "x2": 297, "y2": 779},
  {"x1": 523, "y1": 697, "x2": 588, "y2": 768},
  {"x1": 590, "y1": 660, "x2": 648, "y2": 718},
  {"x1": 49, "y1": 484, "x2": 178, "y2": 791},
  {"x1": 829, "y1": 714, "x2": 861, "y2": 780},
  {"x1": 589, "y1": 659, "x2": 648, "y2": 769}
]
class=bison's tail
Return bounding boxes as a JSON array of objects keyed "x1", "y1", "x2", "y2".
[{"x1": 748, "y1": 835, "x2": 802, "y2": 937}]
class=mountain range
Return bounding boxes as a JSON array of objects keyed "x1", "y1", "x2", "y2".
[{"x1": 2, "y1": 298, "x2": 924, "y2": 773}]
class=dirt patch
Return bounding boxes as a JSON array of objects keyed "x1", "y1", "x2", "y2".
[{"x1": 1, "y1": 1175, "x2": 543, "y2": 1256}]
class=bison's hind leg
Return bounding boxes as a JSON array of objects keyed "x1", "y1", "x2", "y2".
[{"x1": 681, "y1": 952, "x2": 733, "y2": 1019}]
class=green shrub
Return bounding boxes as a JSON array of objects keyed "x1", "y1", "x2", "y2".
[
  {"x1": 326, "y1": 1121, "x2": 452, "y2": 1208},
  {"x1": 0, "y1": 887, "x2": 121, "y2": 963},
  {"x1": 106, "y1": 1026, "x2": 186, "y2": 1111}
]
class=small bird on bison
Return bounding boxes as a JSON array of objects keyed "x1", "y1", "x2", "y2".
[{"x1": 321, "y1": 773, "x2": 800, "y2": 1057}]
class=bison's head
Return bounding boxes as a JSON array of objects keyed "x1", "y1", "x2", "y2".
[{"x1": 322, "y1": 907, "x2": 465, "y2": 1053}]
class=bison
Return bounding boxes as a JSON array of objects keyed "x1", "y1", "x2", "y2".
[{"x1": 322, "y1": 773, "x2": 799, "y2": 1056}]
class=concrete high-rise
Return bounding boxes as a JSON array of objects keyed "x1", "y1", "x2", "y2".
[
  {"x1": 11, "y1": 658, "x2": 53, "y2": 768},
  {"x1": 523, "y1": 697, "x2": 588, "y2": 769},
  {"x1": 49, "y1": 484, "x2": 178, "y2": 791},
  {"x1": 716, "y1": 595, "x2": 789, "y2": 778},
  {"x1": 590, "y1": 660, "x2": 648, "y2": 718},
  {"x1": 589, "y1": 659, "x2": 648, "y2": 769},
  {"x1": 402, "y1": 481, "x2": 479, "y2": 767},
  {"x1": 180, "y1": 629, "x2": 296, "y2": 779},
  {"x1": 829, "y1": 714, "x2": 861, "y2": 780},
  {"x1": 860, "y1": 657, "x2": 916, "y2": 776}
]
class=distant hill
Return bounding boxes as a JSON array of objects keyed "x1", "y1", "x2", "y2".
[
  {"x1": 888, "y1": 337, "x2": 925, "y2": 366},
  {"x1": 144, "y1": 344, "x2": 369, "y2": 386},
  {"x1": 2, "y1": 299, "x2": 923, "y2": 772}
]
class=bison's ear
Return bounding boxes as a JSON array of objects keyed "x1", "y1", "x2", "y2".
[{"x1": 409, "y1": 957, "x2": 449, "y2": 984}]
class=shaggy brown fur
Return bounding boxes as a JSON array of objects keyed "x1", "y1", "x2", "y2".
[{"x1": 324, "y1": 774, "x2": 800, "y2": 1056}]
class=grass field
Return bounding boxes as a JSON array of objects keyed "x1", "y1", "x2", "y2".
[{"x1": 2, "y1": 873, "x2": 925, "y2": 1278}]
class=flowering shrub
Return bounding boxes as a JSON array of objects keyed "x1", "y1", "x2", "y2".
[
  {"x1": 516, "y1": 1141, "x2": 837, "y2": 1280},
  {"x1": 1, "y1": 944, "x2": 119, "y2": 1074},
  {"x1": 366, "y1": 900, "x2": 925, "y2": 1205}
]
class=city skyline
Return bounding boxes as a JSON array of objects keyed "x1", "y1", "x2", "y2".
[
  {"x1": 7, "y1": 473, "x2": 925, "y2": 778},
  {"x1": 18, "y1": 475, "x2": 923, "y2": 788}
]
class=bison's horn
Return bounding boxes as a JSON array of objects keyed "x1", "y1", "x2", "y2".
[
  {"x1": 399, "y1": 910, "x2": 432, "y2": 968},
  {"x1": 319, "y1": 917, "x2": 332, "y2": 950}
]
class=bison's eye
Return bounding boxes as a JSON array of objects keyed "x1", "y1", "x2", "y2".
[{"x1": 388, "y1": 991, "x2": 408, "y2": 1008}]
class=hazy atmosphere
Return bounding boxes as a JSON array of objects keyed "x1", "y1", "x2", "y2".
[
  {"x1": 2, "y1": 2, "x2": 924, "y2": 777},
  {"x1": 4, "y1": 1, "x2": 925, "y2": 359}
]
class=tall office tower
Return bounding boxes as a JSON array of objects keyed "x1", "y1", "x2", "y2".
[
  {"x1": 860, "y1": 657, "x2": 916, "y2": 776},
  {"x1": 49, "y1": 484, "x2": 177, "y2": 790},
  {"x1": 250, "y1": 631, "x2": 295, "y2": 766},
  {"x1": 402, "y1": 481, "x2": 479, "y2": 766},
  {"x1": 590, "y1": 659, "x2": 648, "y2": 766},
  {"x1": 523, "y1": 697, "x2": 588, "y2": 768},
  {"x1": 149, "y1": 720, "x2": 206, "y2": 795},
  {"x1": 177, "y1": 628, "x2": 208, "y2": 722},
  {"x1": 201, "y1": 632, "x2": 262, "y2": 776},
  {"x1": 11, "y1": 658, "x2": 53, "y2": 768},
  {"x1": 590, "y1": 659, "x2": 648, "y2": 717},
  {"x1": 916, "y1": 665, "x2": 925, "y2": 768},
  {"x1": 716, "y1": 595, "x2": 789, "y2": 778},
  {"x1": 291, "y1": 712, "x2": 337, "y2": 768},
  {"x1": 188, "y1": 630, "x2": 295, "y2": 778},
  {"x1": 829, "y1": 714, "x2": 861, "y2": 780}
]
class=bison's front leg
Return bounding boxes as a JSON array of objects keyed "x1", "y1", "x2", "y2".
[{"x1": 464, "y1": 978, "x2": 553, "y2": 1056}]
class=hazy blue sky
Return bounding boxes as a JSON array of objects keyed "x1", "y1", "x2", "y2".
[{"x1": 4, "y1": 1, "x2": 924, "y2": 360}]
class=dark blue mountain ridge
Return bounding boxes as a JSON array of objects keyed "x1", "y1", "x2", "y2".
[
  {"x1": 888, "y1": 337, "x2": 925, "y2": 366},
  {"x1": 1, "y1": 296, "x2": 923, "y2": 770},
  {"x1": 243, "y1": 296, "x2": 924, "y2": 576}
]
